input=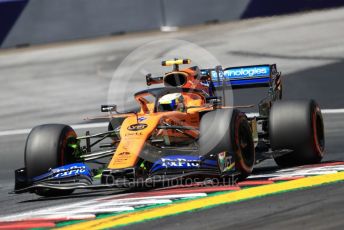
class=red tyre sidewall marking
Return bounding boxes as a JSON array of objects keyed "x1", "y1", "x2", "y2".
[
  {"x1": 60, "y1": 129, "x2": 76, "y2": 165},
  {"x1": 312, "y1": 106, "x2": 324, "y2": 158},
  {"x1": 234, "y1": 115, "x2": 254, "y2": 174}
]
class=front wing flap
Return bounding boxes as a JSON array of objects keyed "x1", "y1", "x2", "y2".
[{"x1": 13, "y1": 169, "x2": 230, "y2": 194}]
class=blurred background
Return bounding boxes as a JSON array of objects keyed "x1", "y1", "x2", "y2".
[{"x1": 1, "y1": 0, "x2": 344, "y2": 48}]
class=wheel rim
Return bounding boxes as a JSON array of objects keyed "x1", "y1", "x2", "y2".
[
  {"x1": 238, "y1": 122, "x2": 254, "y2": 168},
  {"x1": 59, "y1": 129, "x2": 77, "y2": 165}
]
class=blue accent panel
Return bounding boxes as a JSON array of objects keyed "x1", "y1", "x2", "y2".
[
  {"x1": 202, "y1": 159, "x2": 218, "y2": 167},
  {"x1": 33, "y1": 163, "x2": 92, "y2": 182},
  {"x1": 171, "y1": 99, "x2": 176, "y2": 108},
  {"x1": 151, "y1": 155, "x2": 201, "y2": 173},
  {"x1": 213, "y1": 77, "x2": 270, "y2": 87},
  {"x1": 0, "y1": 0, "x2": 28, "y2": 45}
]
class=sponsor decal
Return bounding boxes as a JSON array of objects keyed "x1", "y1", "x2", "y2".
[
  {"x1": 138, "y1": 117, "x2": 147, "y2": 122},
  {"x1": 127, "y1": 123, "x2": 148, "y2": 131},
  {"x1": 151, "y1": 155, "x2": 201, "y2": 172},
  {"x1": 225, "y1": 66, "x2": 270, "y2": 78},
  {"x1": 211, "y1": 66, "x2": 270, "y2": 81},
  {"x1": 53, "y1": 165, "x2": 88, "y2": 179},
  {"x1": 33, "y1": 163, "x2": 91, "y2": 181},
  {"x1": 218, "y1": 152, "x2": 235, "y2": 173},
  {"x1": 161, "y1": 158, "x2": 200, "y2": 168},
  {"x1": 125, "y1": 132, "x2": 143, "y2": 136},
  {"x1": 118, "y1": 151, "x2": 130, "y2": 156},
  {"x1": 114, "y1": 151, "x2": 131, "y2": 163}
]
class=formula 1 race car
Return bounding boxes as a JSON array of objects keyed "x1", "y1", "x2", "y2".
[{"x1": 14, "y1": 59, "x2": 325, "y2": 196}]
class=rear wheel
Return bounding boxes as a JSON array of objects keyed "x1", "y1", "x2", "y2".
[
  {"x1": 231, "y1": 110, "x2": 255, "y2": 178},
  {"x1": 269, "y1": 100, "x2": 325, "y2": 167},
  {"x1": 25, "y1": 124, "x2": 78, "y2": 196},
  {"x1": 199, "y1": 109, "x2": 255, "y2": 180}
]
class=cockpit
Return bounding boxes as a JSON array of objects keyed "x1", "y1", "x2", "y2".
[{"x1": 134, "y1": 87, "x2": 207, "y2": 114}]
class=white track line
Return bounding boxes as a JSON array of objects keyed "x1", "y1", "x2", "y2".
[
  {"x1": 0, "y1": 109, "x2": 343, "y2": 137},
  {"x1": 322, "y1": 109, "x2": 344, "y2": 114},
  {"x1": 0, "y1": 128, "x2": 32, "y2": 136},
  {"x1": 0, "y1": 122, "x2": 109, "y2": 137},
  {"x1": 0, "y1": 193, "x2": 206, "y2": 222}
]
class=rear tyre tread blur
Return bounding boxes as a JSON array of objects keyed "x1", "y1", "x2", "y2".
[{"x1": 269, "y1": 100, "x2": 325, "y2": 167}]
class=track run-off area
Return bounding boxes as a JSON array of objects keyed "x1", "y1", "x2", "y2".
[{"x1": 1, "y1": 162, "x2": 344, "y2": 229}]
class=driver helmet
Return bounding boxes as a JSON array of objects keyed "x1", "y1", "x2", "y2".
[{"x1": 158, "y1": 93, "x2": 185, "y2": 111}]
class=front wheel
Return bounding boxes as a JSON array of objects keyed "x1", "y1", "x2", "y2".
[{"x1": 25, "y1": 124, "x2": 78, "y2": 196}]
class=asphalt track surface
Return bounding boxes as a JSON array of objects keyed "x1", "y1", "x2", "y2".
[{"x1": 1, "y1": 7, "x2": 344, "y2": 229}]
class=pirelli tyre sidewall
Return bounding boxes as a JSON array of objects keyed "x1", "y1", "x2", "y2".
[
  {"x1": 199, "y1": 109, "x2": 255, "y2": 179},
  {"x1": 269, "y1": 100, "x2": 325, "y2": 167},
  {"x1": 25, "y1": 124, "x2": 77, "y2": 196},
  {"x1": 231, "y1": 110, "x2": 255, "y2": 176}
]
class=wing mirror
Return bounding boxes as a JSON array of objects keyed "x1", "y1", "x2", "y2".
[
  {"x1": 206, "y1": 96, "x2": 222, "y2": 108},
  {"x1": 101, "y1": 104, "x2": 117, "y2": 112}
]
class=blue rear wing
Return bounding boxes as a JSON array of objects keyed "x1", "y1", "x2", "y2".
[{"x1": 201, "y1": 64, "x2": 277, "y2": 89}]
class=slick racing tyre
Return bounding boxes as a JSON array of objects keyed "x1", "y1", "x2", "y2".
[
  {"x1": 199, "y1": 109, "x2": 255, "y2": 180},
  {"x1": 269, "y1": 100, "x2": 325, "y2": 167},
  {"x1": 25, "y1": 124, "x2": 78, "y2": 196}
]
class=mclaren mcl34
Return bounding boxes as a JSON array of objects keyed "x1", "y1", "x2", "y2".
[{"x1": 14, "y1": 59, "x2": 325, "y2": 196}]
